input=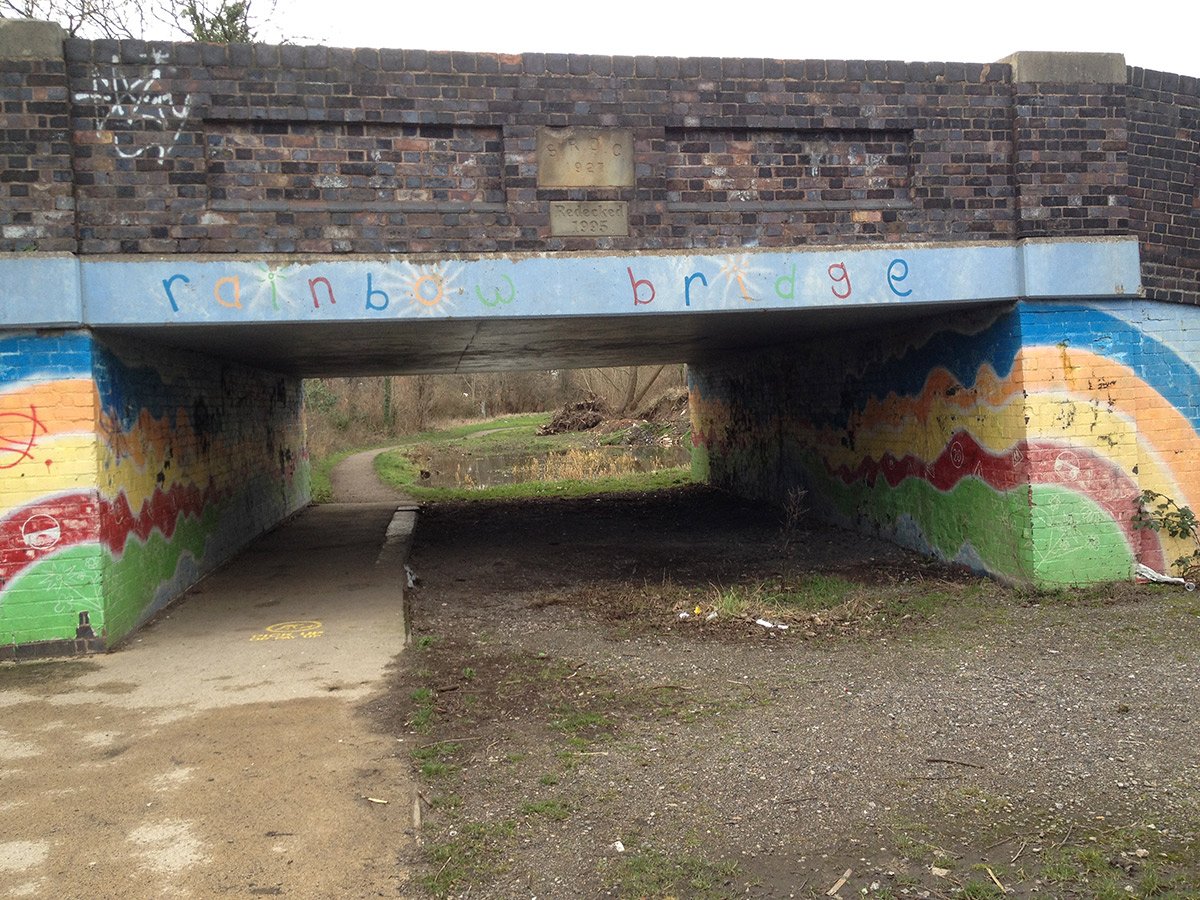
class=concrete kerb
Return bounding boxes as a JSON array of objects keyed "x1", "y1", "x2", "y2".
[{"x1": 377, "y1": 503, "x2": 420, "y2": 646}]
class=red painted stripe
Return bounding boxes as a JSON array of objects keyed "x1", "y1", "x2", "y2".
[
  {"x1": 0, "y1": 492, "x2": 99, "y2": 589},
  {"x1": 0, "y1": 481, "x2": 227, "y2": 592},
  {"x1": 830, "y1": 433, "x2": 1164, "y2": 571}
]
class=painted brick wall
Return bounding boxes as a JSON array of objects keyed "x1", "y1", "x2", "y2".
[
  {"x1": 0, "y1": 332, "x2": 102, "y2": 653},
  {"x1": 1127, "y1": 68, "x2": 1200, "y2": 305},
  {"x1": 93, "y1": 335, "x2": 309, "y2": 644},
  {"x1": 0, "y1": 331, "x2": 308, "y2": 655},
  {"x1": 689, "y1": 299, "x2": 1200, "y2": 586}
]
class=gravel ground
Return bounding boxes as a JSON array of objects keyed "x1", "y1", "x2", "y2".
[{"x1": 363, "y1": 486, "x2": 1200, "y2": 899}]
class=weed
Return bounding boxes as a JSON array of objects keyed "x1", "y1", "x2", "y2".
[
  {"x1": 1133, "y1": 490, "x2": 1200, "y2": 582},
  {"x1": 538, "y1": 773, "x2": 559, "y2": 786},
  {"x1": 776, "y1": 486, "x2": 808, "y2": 556},
  {"x1": 422, "y1": 820, "x2": 516, "y2": 897},
  {"x1": 961, "y1": 880, "x2": 1004, "y2": 900},
  {"x1": 462, "y1": 666, "x2": 476, "y2": 680},
  {"x1": 551, "y1": 709, "x2": 608, "y2": 733},
  {"x1": 416, "y1": 635, "x2": 438, "y2": 650},
  {"x1": 419, "y1": 761, "x2": 456, "y2": 778},
  {"x1": 519, "y1": 799, "x2": 571, "y2": 821},
  {"x1": 412, "y1": 741, "x2": 460, "y2": 762}
]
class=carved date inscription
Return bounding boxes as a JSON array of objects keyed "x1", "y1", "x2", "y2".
[
  {"x1": 549, "y1": 201, "x2": 629, "y2": 236},
  {"x1": 537, "y1": 127, "x2": 633, "y2": 188}
]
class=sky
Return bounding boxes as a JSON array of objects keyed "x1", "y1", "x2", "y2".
[{"x1": 244, "y1": 0, "x2": 1200, "y2": 79}]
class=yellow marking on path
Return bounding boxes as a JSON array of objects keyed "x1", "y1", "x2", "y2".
[{"x1": 250, "y1": 620, "x2": 324, "y2": 641}]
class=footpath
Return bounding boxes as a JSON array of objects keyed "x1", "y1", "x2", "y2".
[{"x1": 0, "y1": 450, "x2": 416, "y2": 899}]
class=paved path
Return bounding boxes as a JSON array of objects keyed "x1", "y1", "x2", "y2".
[
  {"x1": 331, "y1": 447, "x2": 410, "y2": 503},
  {"x1": 0, "y1": 459, "x2": 418, "y2": 898}
]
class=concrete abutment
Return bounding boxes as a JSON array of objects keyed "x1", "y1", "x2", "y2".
[
  {"x1": 689, "y1": 299, "x2": 1200, "y2": 586},
  {"x1": 0, "y1": 330, "x2": 307, "y2": 656}
]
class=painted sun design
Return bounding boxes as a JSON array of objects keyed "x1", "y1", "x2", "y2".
[
  {"x1": 708, "y1": 253, "x2": 773, "y2": 307},
  {"x1": 255, "y1": 265, "x2": 289, "y2": 312},
  {"x1": 398, "y1": 263, "x2": 464, "y2": 317}
]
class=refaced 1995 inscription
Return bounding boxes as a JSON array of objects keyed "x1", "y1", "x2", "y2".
[
  {"x1": 549, "y1": 201, "x2": 629, "y2": 236},
  {"x1": 537, "y1": 127, "x2": 634, "y2": 188}
]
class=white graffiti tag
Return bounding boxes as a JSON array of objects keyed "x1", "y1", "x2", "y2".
[{"x1": 74, "y1": 68, "x2": 193, "y2": 162}]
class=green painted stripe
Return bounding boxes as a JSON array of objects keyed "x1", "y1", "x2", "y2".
[
  {"x1": 0, "y1": 545, "x2": 106, "y2": 645},
  {"x1": 102, "y1": 502, "x2": 224, "y2": 642}
]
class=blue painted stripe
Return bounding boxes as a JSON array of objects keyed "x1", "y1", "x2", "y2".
[
  {"x1": 0, "y1": 333, "x2": 93, "y2": 384},
  {"x1": 1020, "y1": 303, "x2": 1200, "y2": 433}
]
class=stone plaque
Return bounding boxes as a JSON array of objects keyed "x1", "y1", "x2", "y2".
[
  {"x1": 549, "y1": 201, "x2": 629, "y2": 236},
  {"x1": 537, "y1": 127, "x2": 634, "y2": 188}
]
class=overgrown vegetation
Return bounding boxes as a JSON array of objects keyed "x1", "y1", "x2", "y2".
[
  {"x1": 304, "y1": 367, "x2": 685, "y2": 462},
  {"x1": 1134, "y1": 489, "x2": 1200, "y2": 583}
]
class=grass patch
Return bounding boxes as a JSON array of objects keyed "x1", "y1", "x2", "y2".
[
  {"x1": 409, "y1": 686, "x2": 436, "y2": 732},
  {"x1": 419, "y1": 760, "x2": 456, "y2": 778},
  {"x1": 375, "y1": 450, "x2": 691, "y2": 501},
  {"x1": 413, "y1": 741, "x2": 461, "y2": 762},
  {"x1": 613, "y1": 847, "x2": 740, "y2": 899},
  {"x1": 711, "y1": 574, "x2": 857, "y2": 618},
  {"x1": 422, "y1": 820, "x2": 516, "y2": 897},
  {"x1": 551, "y1": 709, "x2": 609, "y2": 734},
  {"x1": 368, "y1": 411, "x2": 691, "y2": 500},
  {"x1": 519, "y1": 799, "x2": 571, "y2": 821}
]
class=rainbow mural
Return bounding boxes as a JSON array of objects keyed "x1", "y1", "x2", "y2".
[
  {"x1": 690, "y1": 300, "x2": 1200, "y2": 586},
  {"x1": 0, "y1": 332, "x2": 308, "y2": 653}
]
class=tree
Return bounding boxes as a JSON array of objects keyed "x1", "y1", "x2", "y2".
[
  {"x1": 1, "y1": 0, "x2": 143, "y2": 38},
  {"x1": 176, "y1": 0, "x2": 253, "y2": 42},
  {"x1": 2, "y1": 0, "x2": 270, "y2": 42}
]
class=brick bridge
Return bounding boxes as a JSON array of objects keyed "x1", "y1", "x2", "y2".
[{"x1": 1, "y1": 18, "x2": 1198, "y2": 655}]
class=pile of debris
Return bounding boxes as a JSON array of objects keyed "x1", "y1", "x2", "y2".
[
  {"x1": 536, "y1": 394, "x2": 611, "y2": 435},
  {"x1": 538, "y1": 389, "x2": 692, "y2": 444}
]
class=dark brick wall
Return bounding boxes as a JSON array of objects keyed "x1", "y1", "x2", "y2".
[
  {"x1": 0, "y1": 56, "x2": 73, "y2": 251},
  {"x1": 1010, "y1": 80, "x2": 1129, "y2": 237},
  {"x1": 49, "y1": 42, "x2": 1025, "y2": 254},
  {"x1": 1127, "y1": 67, "x2": 1200, "y2": 305},
  {"x1": 0, "y1": 39, "x2": 1195, "y2": 306}
]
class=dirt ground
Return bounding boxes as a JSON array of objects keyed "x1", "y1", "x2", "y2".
[
  {"x1": 0, "y1": 500, "x2": 415, "y2": 900},
  {"x1": 375, "y1": 485, "x2": 1200, "y2": 899},
  {"x1": 6, "y1": 459, "x2": 1200, "y2": 899}
]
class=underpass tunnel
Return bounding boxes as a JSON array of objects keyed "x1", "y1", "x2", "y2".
[{"x1": 11, "y1": 275, "x2": 1199, "y2": 659}]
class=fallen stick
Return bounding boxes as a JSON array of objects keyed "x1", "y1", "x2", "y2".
[
  {"x1": 1054, "y1": 823, "x2": 1075, "y2": 849},
  {"x1": 826, "y1": 868, "x2": 852, "y2": 896},
  {"x1": 925, "y1": 757, "x2": 985, "y2": 769},
  {"x1": 985, "y1": 866, "x2": 1006, "y2": 893},
  {"x1": 1011, "y1": 839, "x2": 1027, "y2": 863},
  {"x1": 418, "y1": 736, "x2": 489, "y2": 749}
]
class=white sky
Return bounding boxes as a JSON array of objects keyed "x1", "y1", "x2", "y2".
[{"x1": 245, "y1": 0, "x2": 1200, "y2": 79}]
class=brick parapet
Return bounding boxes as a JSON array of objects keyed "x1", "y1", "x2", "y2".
[
  {"x1": 0, "y1": 38, "x2": 1193, "y2": 305},
  {"x1": 1125, "y1": 67, "x2": 1200, "y2": 305},
  {"x1": 1009, "y1": 80, "x2": 1130, "y2": 238},
  {"x1": 0, "y1": 56, "x2": 75, "y2": 252}
]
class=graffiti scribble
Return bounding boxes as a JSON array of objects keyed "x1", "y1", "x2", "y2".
[
  {"x1": 0, "y1": 406, "x2": 47, "y2": 469},
  {"x1": 73, "y1": 67, "x2": 193, "y2": 163}
]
